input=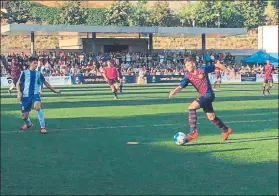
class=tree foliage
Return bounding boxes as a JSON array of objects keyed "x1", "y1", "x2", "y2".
[
  {"x1": 235, "y1": 0, "x2": 265, "y2": 28},
  {"x1": 178, "y1": 1, "x2": 244, "y2": 28},
  {"x1": 177, "y1": 3, "x2": 197, "y2": 27},
  {"x1": 148, "y1": 1, "x2": 174, "y2": 26},
  {"x1": 104, "y1": 0, "x2": 132, "y2": 26},
  {"x1": 128, "y1": 0, "x2": 150, "y2": 26},
  {"x1": 269, "y1": 0, "x2": 278, "y2": 25},
  {"x1": 217, "y1": 1, "x2": 244, "y2": 28},
  {"x1": 30, "y1": 6, "x2": 59, "y2": 25},
  {"x1": 85, "y1": 8, "x2": 106, "y2": 26},
  {"x1": 264, "y1": 3, "x2": 278, "y2": 25},
  {"x1": 1, "y1": 0, "x2": 40, "y2": 24},
  {"x1": 2, "y1": 0, "x2": 273, "y2": 29},
  {"x1": 57, "y1": 1, "x2": 87, "y2": 25}
]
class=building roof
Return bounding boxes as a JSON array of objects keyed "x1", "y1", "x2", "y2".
[{"x1": 1, "y1": 24, "x2": 248, "y2": 38}]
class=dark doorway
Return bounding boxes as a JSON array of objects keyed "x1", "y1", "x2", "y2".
[{"x1": 104, "y1": 45, "x2": 128, "y2": 53}]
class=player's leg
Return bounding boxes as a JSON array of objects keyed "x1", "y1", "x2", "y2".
[
  {"x1": 33, "y1": 98, "x2": 47, "y2": 134},
  {"x1": 186, "y1": 100, "x2": 201, "y2": 143},
  {"x1": 266, "y1": 79, "x2": 273, "y2": 94},
  {"x1": 8, "y1": 78, "x2": 17, "y2": 94},
  {"x1": 262, "y1": 80, "x2": 267, "y2": 96},
  {"x1": 8, "y1": 83, "x2": 14, "y2": 95},
  {"x1": 20, "y1": 98, "x2": 33, "y2": 130},
  {"x1": 204, "y1": 105, "x2": 232, "y2": 141},
  {"x1": 109, "y1": 79, "x2": 118, "y2": 99},
  {"x1": 119, "y1": 78, "x2": 123, "y2": 93},
  {"x1": 218, "y1": 77, "x2": 221, "y2": 88},
  {"x1": 213, "y1": 79, "x2": 218, "y2": 89}
]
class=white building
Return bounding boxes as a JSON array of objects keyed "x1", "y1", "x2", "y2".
[{"x1": 258, "y1": 26, "x2": 278, "y2": 53}]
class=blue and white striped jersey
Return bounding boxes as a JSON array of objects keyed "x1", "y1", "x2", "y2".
[{"x1": 18, "y1": 69, "x2": 45, "y2": 97}]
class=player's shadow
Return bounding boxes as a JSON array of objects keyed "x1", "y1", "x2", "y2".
[
  {"x1": 1, "y1": 125, "x2": 278, "y2": 196},
  {"x1": 1, "y1": 108, "x2": 278, "y2": 195},
  {"x1": 1, "y1": 94, "x2": 278, "y2": 111},
  {"x1": 1, "y1": 107, "x2": 277, "y2": 136},
  {"x1": 229, "y1": 136, "x2": 279, "y2": 141},
  {"x1": 186, "y1": 136, "x2": 278, "y2": 146}
]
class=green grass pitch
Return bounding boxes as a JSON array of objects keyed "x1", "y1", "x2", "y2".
[{"x1": 1, "y1": 83, "x2": 278, "y2": 195}]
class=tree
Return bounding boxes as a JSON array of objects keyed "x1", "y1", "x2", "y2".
[
  {"x1": 104, "y1": 0, "x2": 132, "y2": 26},
  {"x1": 178, "y1": 1, "x2": 244, "y2": 28},
  {"x1": 264, "y1": 3, "x2": 278, "y2": 25},
  {"x1": 148, "y1": 1, "x2": 174, "y2": 26},
  {"x1": 177, "y1": 3, "x2": 197, "y2": 27},
  {"x1": 128, "y1": 0, "x2": 150, "y2": 26},
  {"x1": 30, "y1": 6, "x2": 60, "y2": 25},
  {"x1": 235, "y1": 0, "x2": 265, "y2": 29},
  {"x1": 57, "y1": 1, "x2": 87, "y2": 25},
  {"x1": 217, "y1": 1, "x2": 244, "y2": 28},
  {"x1": 266, "y1": 1, "x2": 279, "y2": 25},
  {"x1": 1, "y1": 0, "x2": 40, "y2": 24},
  {"x1": 85, "y1": 8, "x2": 106, "y2": 26}
]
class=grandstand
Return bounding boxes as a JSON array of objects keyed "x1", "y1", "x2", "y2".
[{"x1": 1, "y1": 23, "x2": 247, "y2": 59}]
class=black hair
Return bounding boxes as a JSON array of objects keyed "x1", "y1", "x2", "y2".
[{"x1": 28, "y1": 56, "x2": 38, "y2": 62}]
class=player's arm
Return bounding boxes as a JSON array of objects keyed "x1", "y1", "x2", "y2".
[
  {"x1": 43, "y1": 80, "x2": 61, "y2": 94},
  {"x1": 116, "y1": 67, "x2": 120, "y2": 80},
  {"x1": 169, "y1": 76, "x2": 189, "y2": 98},
  {"x1": 272, "y1": 65, "x2": 275, "y2": 73},
  {"x1": 16, "y1": 71, "x2": 24, "y2": 102},
  {"x1": 102, "y1": 72, "x2": 108, "y2": 82},
  {"x1": 261, "y1": 66, "x2": 265, "y2": 75},
  {"x1": 215, "y1": 61, "x2": 230, "y2": 73},
  {"x1": 41, "y1": 73, "x2": 61, "y2": 94}
]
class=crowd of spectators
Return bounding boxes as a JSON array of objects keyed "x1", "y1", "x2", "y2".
[{"x1": 0, "y1": 51, "x2": 277, "y2": 78}]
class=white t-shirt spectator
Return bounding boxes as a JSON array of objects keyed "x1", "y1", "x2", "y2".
[
  {"x1": 159, "y1": 55, "x2": 164, "y2": 64},
  {"x1": 126, "y1": 53, "x2": 131, "y2": 62}
]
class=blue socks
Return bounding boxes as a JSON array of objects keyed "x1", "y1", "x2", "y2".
[
  {"x1": 36, "y1": 109, "x2": 45, "y2": 128},
  {"x1": 24, "y1": 117, "x2": 32, "y2": 126}
]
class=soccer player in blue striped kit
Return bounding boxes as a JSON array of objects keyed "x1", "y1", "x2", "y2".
[
  {"x1": 16, "y1": 56, "x2": 61, "y2": 134},
  {"x1": 169, "y1": 59, "x2": 232, "y2": 143}
]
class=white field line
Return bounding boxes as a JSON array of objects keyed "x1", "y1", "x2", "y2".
[{"x1": 0, "y1": 118, "x2": 277, "y2": 134}]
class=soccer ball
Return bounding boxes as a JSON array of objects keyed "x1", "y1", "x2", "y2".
[{"x1": 173, "y1": 132, "x2": 187, "y2": 145}]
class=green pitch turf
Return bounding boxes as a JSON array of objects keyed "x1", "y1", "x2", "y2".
[{"x1": 1, "y1": 83, "x2": 278, "y2": 195}]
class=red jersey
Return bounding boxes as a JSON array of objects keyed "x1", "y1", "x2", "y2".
[
  {"x1": 104, "y1": 66, "x2": 118, "y2": 79},
  {"x1": 214, "y1": 67, "x2": 221, "y2": 77},
  {"x1": 10, "y1": 60, "x2": 21, "y2": 79},
  {"x1": 215, "y1": 67, "x2": 221, "y2": 74},
  {"x1": 180, "y1": 65, "x2": 215, "y2": 96},
  {"x1": 263, "y1": 64, "x2": 274, "y2": 80}
]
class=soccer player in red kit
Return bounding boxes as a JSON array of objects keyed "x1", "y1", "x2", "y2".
[
  {"x1": 262, "y1": 59, "x2": 274, "y2": 96},
  {"x1": 116, "y1": 65, "x2": 124, "y2": 93},
  {"x1": 103, "y1": 60, "x2": 120, "y2": 99},
  {"x1": 8, "y1": 56, "x2": 22, "y2": 95},
  {"x1": 213, "y1": 66, "x2": 222, "y2": 90},
  {"x1": 169, "y1": 59, "x2": 232, "y2": 143},
  {"x1": 112, "y1": 57, "x2": 124, "y2": 93}
]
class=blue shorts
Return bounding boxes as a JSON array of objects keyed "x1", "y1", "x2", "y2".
[
  {"x1": 196, "y1": 93, "x2": 215, "y2": 113},
  {"x1": 21, "y1": 94, "x2": 41, "y2": 113}
]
